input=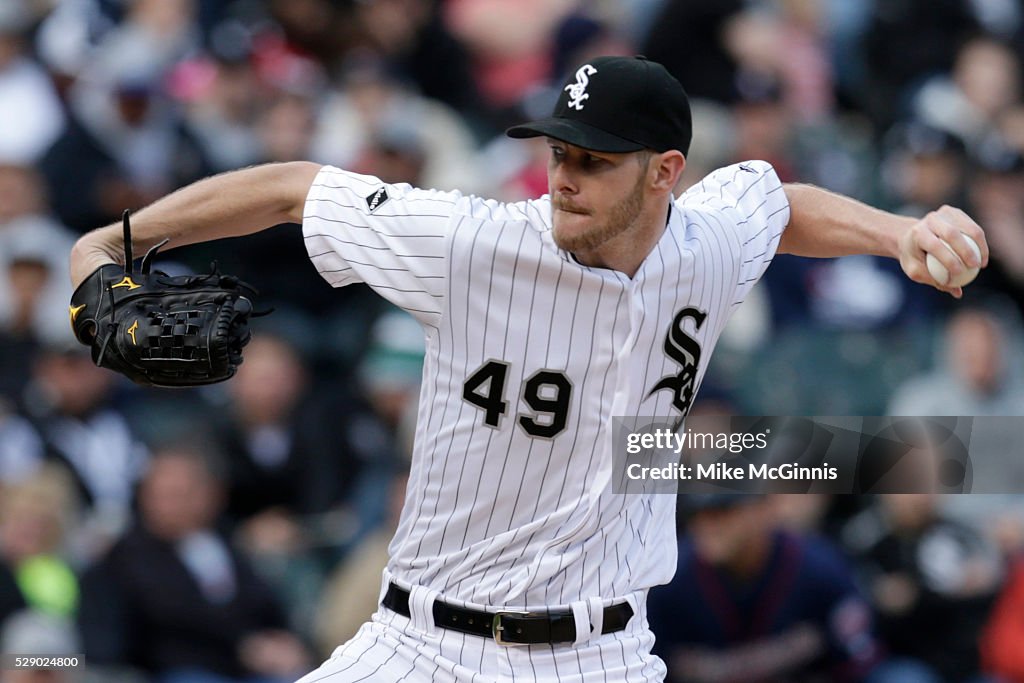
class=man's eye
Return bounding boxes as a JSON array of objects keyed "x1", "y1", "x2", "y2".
[{"x1": 586, "y1": 155, "x2": 604, "y2": 165}]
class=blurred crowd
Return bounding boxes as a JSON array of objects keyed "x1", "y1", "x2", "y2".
[{"x1": 2, "y1": 0, "x2": 1024, "y2": 681}]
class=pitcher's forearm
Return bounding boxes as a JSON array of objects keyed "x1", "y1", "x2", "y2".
[
  {"x1": 780, "y1": 183, "x2": 915, "y2": 258},
  {"x1": 70, "y1": 161, "x2": 322, "y2": 287}
]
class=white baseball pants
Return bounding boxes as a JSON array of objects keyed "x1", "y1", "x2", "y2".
[{"x1": 294, "y1": 573, "x2": 666, "y2": 683}]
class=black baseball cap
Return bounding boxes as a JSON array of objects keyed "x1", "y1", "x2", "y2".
[{"x1": 506, "y1": 56, "x2": 692, "y2": 155}]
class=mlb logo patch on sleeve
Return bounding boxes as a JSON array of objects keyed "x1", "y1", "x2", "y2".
[{"x1": 366, "y1": 187, "x2": 390, "y2": 213}]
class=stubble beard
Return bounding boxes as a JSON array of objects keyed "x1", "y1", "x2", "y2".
[{"x1": 552, "y1": 172, "x2": 646, "y2": 253}]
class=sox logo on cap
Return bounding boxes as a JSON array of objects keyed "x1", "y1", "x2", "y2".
[{"x1": 564, "y1": 64, "x2": 598, "y2": 110}]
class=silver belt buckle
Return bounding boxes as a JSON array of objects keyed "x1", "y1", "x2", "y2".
[{"x1": 491, "y1": 610, "x2": 532, "y2": 646}]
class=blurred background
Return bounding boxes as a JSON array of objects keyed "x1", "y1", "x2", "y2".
[{"x1": 1, "y1": 0, "x2": 1024, "y2": 681}]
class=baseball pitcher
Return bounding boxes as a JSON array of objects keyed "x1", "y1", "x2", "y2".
[{"x1": 69, "y1": 56, "x2": 988, "y2": 682}]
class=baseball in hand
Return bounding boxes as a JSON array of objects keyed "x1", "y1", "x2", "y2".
[{"x1": 926, "y1": 233, "x2": 981, "y2": 288}]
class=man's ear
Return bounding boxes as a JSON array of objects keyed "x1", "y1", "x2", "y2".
[{"x1": 650, "y1": 151, "x2": 686, "y2": 194}]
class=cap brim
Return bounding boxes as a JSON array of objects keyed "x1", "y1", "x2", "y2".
[{"x1": 506, "y1": 117, "x2": 645, "y2": 153}]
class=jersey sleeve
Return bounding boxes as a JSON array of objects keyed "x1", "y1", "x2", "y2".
[
  {"x1": 677, "y1": 160, "x2": 790, "y2": 306},
  {"x1": 302, "y1": 165, "x2": 458, "y2": 327}
]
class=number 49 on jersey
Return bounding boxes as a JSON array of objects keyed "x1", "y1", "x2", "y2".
[{"x1": 462, "y1": 360, "x2": 572, "y2": 439}]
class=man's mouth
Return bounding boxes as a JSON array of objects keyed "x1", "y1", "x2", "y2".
[{"x1": 555, "y1": 205, "x2": 590, "y2": 215}]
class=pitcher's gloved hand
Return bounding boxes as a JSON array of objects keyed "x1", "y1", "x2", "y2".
[{"x1": 69, "y1": 210, "x2": 261, "y2": 387}]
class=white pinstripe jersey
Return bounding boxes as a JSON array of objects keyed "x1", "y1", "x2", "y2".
[{"x1": 302, "y1": 160, "x2": 790, "y2": 608}]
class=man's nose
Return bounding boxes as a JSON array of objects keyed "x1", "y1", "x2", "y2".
[{"x1": 551, "y1": 162, "x2": 578, "y2": 195}]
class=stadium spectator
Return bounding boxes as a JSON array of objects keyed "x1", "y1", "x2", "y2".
[
  {"x1": 263, "y1": 0, "x2": 353, "y2": 72},
  {"x1": 886, "y1": 304, "x2": 1024, "y2": 496},
  {"x1": 719, "y1": 3, "x2": 835, "y2": 125},
  {"x1": 286, "y1": 308, "x2": 425, "y2": 562},
  {"x1": 648, "y1": 494, "x2": 883, "y2": 683},
  {"x1": 210, "y1": 334, "x2": 342, "y2": 537},
  {"x1": 758, "y1": 126, "x2": 952, "y2": 331},
  {"x1": 353, "y1": 128, "x2": 428, "y2": 188},
  {"x1": 198, "y1": 322, "x2": 401, "y2": 629},
  {"x1": 38, "y1": 44, "x2": 211, "y2": 234},
  {"x1": 311, "y1": 55, "x2": 483, "y2": 193},
  {"x1": 0, "y1": 163, "x2": 77, "y2": 349},
  {"x1": 175, "y1": 40, "x2": 263, "y2": 173},
  {"x1": 78, "y1": 444, "x2": 309, "y2": 683},
  {"x1": 882, "y1": 122, "x2": 968, "y2": 222},
  {"x1": 348, "y1": 0, "x2": 481, "y2": 120},
  {"x1": 861, "y1": 0, "x2": 980, "y2": 130},
  {"x1": 913, "y1": 36, "x2": 1023, "y2": 149},
  {"x1": 22, "y1": 342, "x2": 148, "y2": 562},
  {"x1": 0, "y1": 466, "x2": 79, "y2": 619},
  {"x1": 888, "y1": 305, "x2": 1024, "y2": 416},
  {"x1": 255, "y1": 93, "x2": 315, "y2": 164},
  {"x1": 85, "y1": 0, "x2": 199, "y2": 84},
  {"x1": 641, "y1": 0, "x2": 746, "y2": 105},
  {"x1": 443, "y1": 0, "x2": 574, "y2": 112},
  {"x1": 0, "y1": 1, "x2": 65, "y2": 166},
  {"x1": 964, "y1": 136, "x2": 1024, "y2": 316},
  {"x1": 180, "y1": 85, "x2": 338, "y2": 315},
  {"x1": 843, "y1": 494, "x2": 1004, "y2": 683}
]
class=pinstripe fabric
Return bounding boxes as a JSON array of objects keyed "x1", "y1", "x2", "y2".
[
  {"x1": 299, "y1": 161, "x2": 789, "y2": 681},
  {"x1": 294, "y1": 578, "x2": 664, "y2": 683}
]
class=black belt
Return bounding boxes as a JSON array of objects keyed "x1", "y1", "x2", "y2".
[{"x1": 381, "y1": 582, "x2": 634, "y2": 646}]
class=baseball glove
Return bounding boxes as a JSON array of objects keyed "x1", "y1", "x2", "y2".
[{"x1": 69, "y1": 210, "x2": 261, "y2": 388}]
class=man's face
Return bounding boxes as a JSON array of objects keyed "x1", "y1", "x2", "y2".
[
  {"x1": 947, "y1": 311, "x2": 1003, "y2": 394},
  {"x1": 688, "y1": 502, "x2": 764, "y2": 566},
  {"x1": 139, "y1": 453, "x2": 221, "y2": 540},
  {"x1": 547, "y1": 140, "x2": 650, "y2": 253}
]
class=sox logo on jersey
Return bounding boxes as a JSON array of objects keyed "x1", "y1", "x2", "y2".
[
  {"x1": 647, "y1": 307, "x2": 707, "y2": 417},
  {"x1": 296, "y1": 159, "x2": 789, "y2": 681}
]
